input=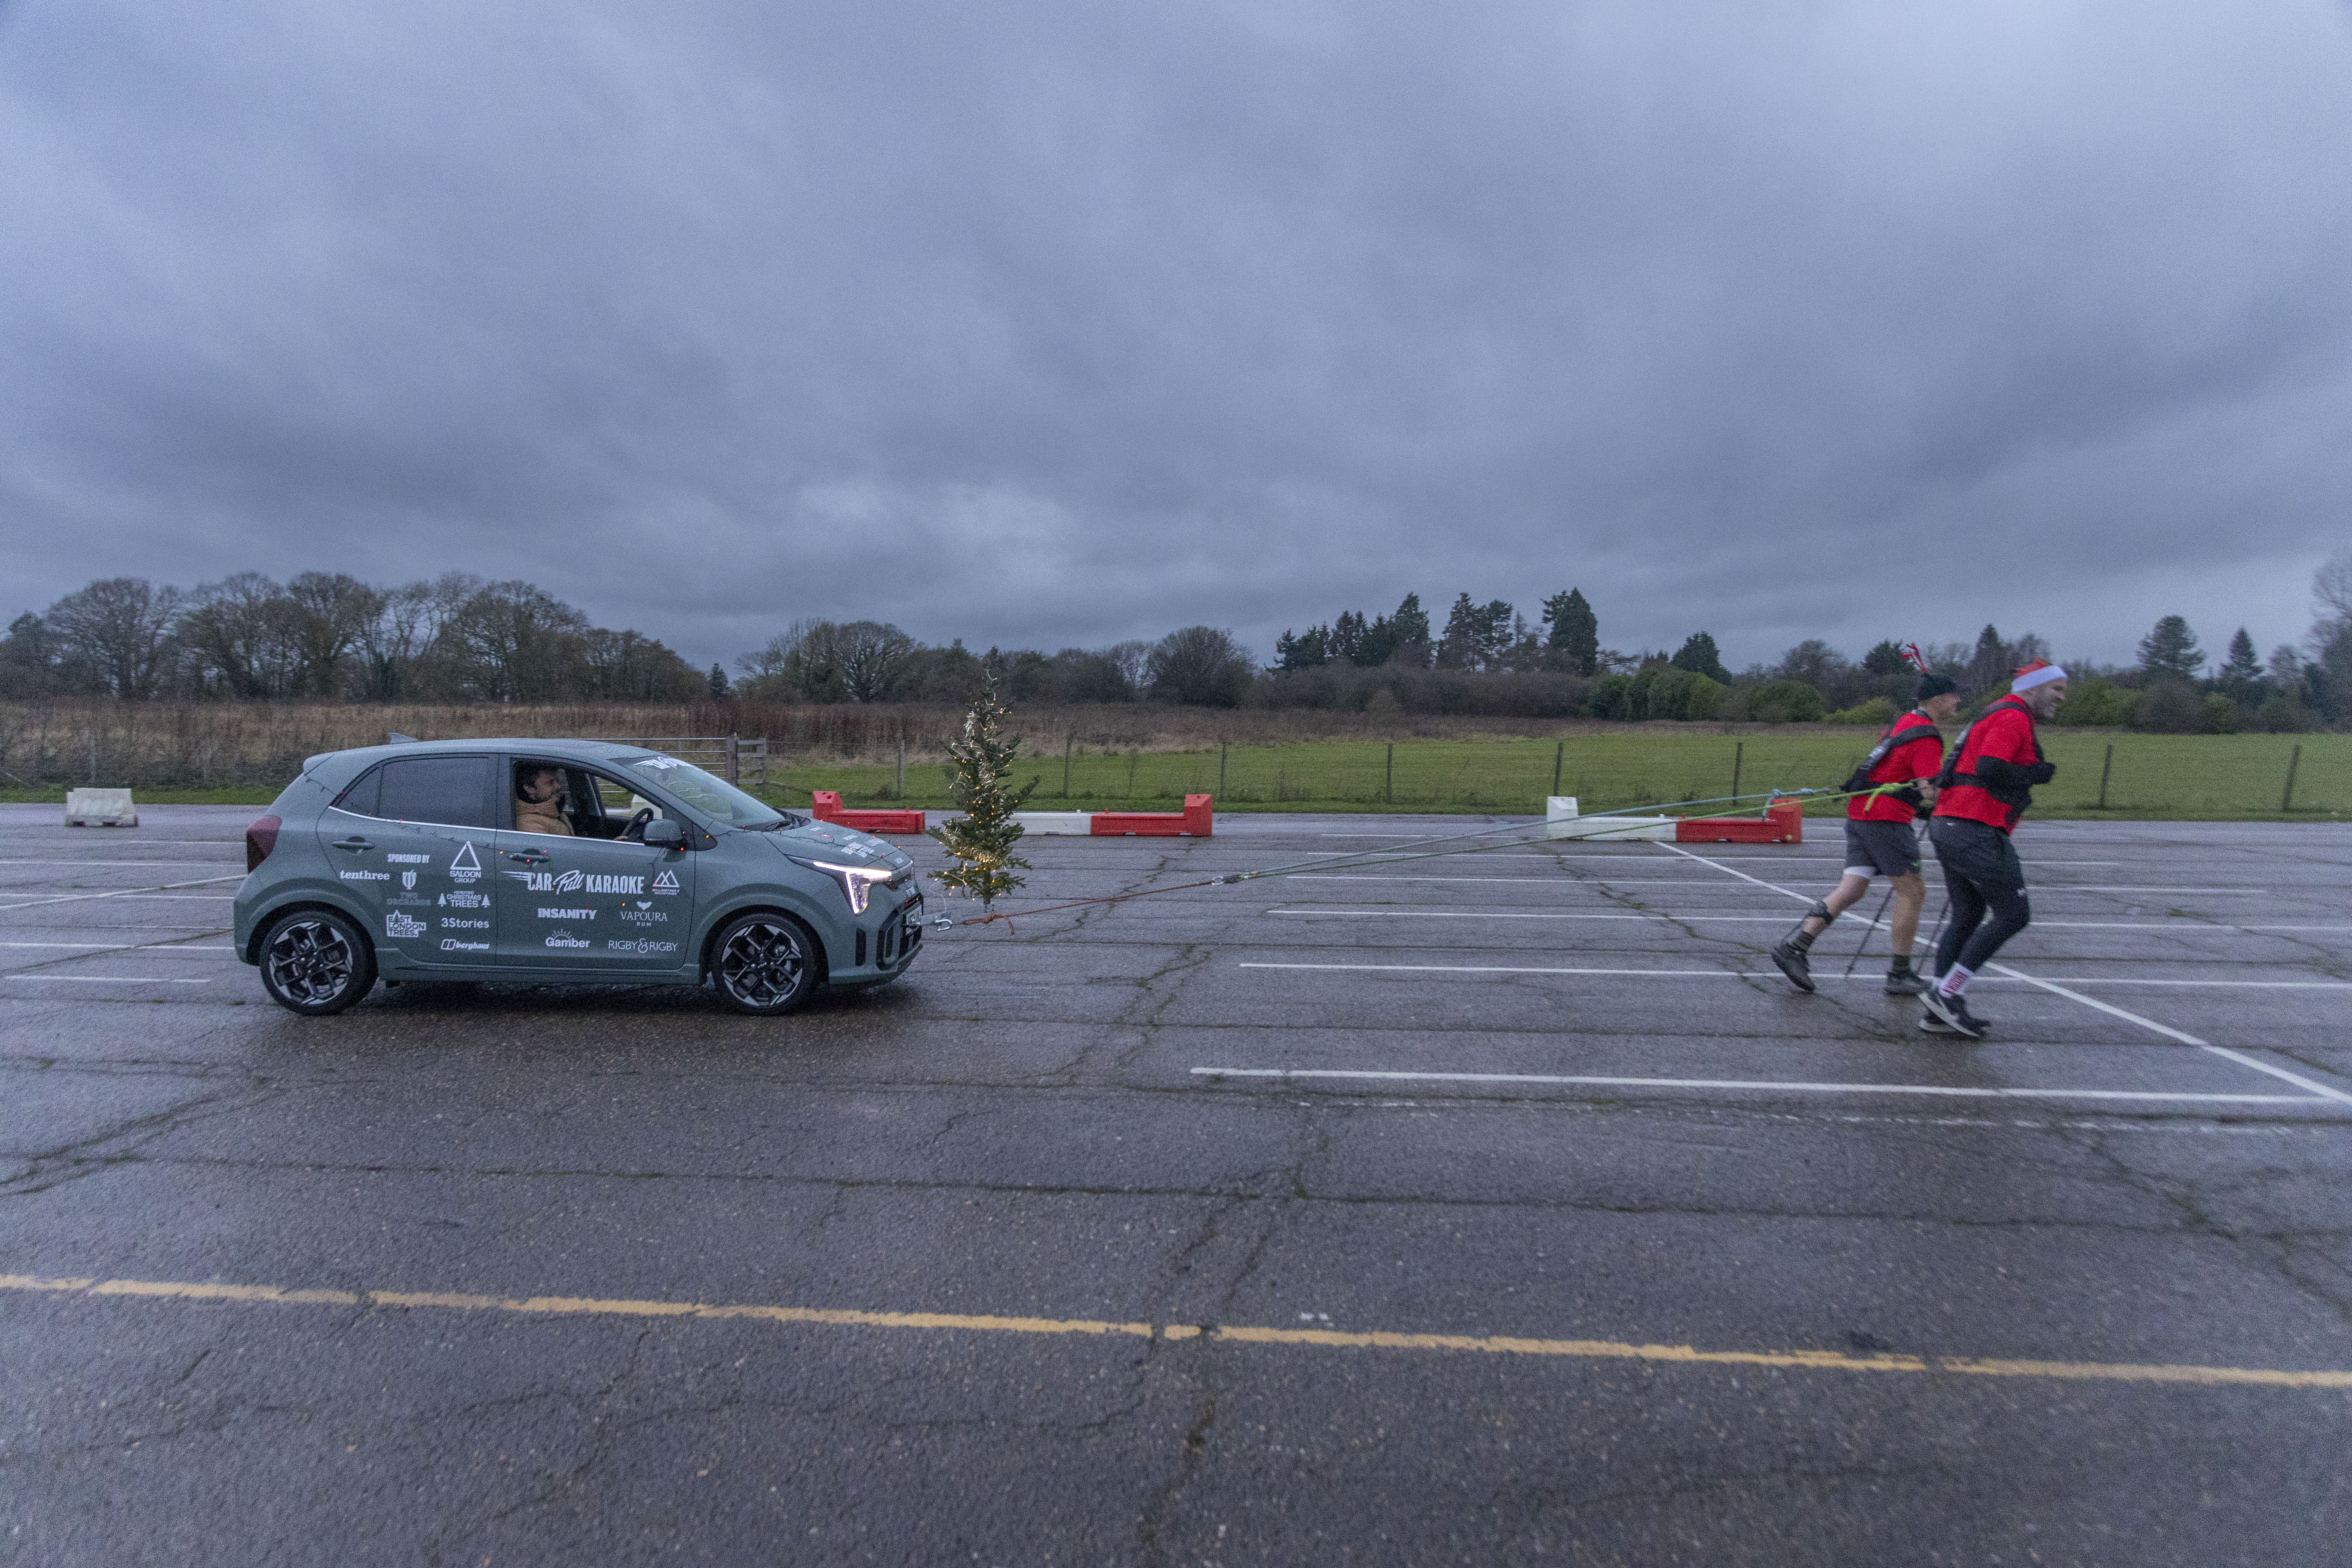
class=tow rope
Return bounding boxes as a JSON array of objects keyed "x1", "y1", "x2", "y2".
[{"x1": 938, "y1": 783, "x2": 1915, "y2": 931}]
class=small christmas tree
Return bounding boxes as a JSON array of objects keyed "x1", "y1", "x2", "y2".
[{"x1": 928, "y1": 671, "x2": 1036, "y2": 912}]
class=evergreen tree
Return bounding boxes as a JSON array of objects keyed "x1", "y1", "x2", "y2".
[
  {"x1": 0, "y1": 611, "x2": 62, "y2": 697},
  {"x1": 1477, "y1": 601, "x2": 1515, "y2": 668},
  {"x1": 1540, "y1": 588, "x2": 1599, "y2": 676},
  {"x1": 1390, "y1": 592, "x2": 1431, "y2": 660},
  {"x1": 1436, "y1": 593, "x2": 1478, "y2": 668},
  {"x1": 1861, "y1": 640, "x2": 1910, "y2": 676},
  {"x1": 707, "y1": 662, "x2": 731, "y2": 698},
  {"x1": 1962, "y1": 625, "x2": 2009, "y2": 700},
  {"x1": 1670, "y1": 632, "x2": 1729, "y2": 683},
  {"x1": 1329, "y1": 611, "x2": 1367, "y2": 664},
  {"x1": 1437, "y1": 594, "x2": 1513, "y2": 670},
  {"x1": 1274, "y1": 626, "x2": 1334, "y2": 671},
  {"x1": 926, "y1": 671, "x2": 1036, "y2": 912},
  {"x1": 2137, "y1": 615, "x2": 2203, "y2": 680},
  {"x1": 2217, "y1": 628, "x2": 2262, "y2": 697}
]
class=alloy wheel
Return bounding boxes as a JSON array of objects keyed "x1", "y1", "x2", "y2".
[
  {"x1": 716, "y1": 919, "x2": 812, "y2": 1013},
  {"x1": 263, "y1": 917, "x2": 361, "y2": 1009}
]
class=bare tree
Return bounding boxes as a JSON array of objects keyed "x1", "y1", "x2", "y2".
[
  {"x1": 285, "y1": 571, "x2": 382, "y2": 696},
  {"x1": 435, "y1": 580, "x2": 590, "y2": 702},
  {"x1": 2315, "y1": 548, "x2": 2352, "y2": 623},
  {"x1": 828, "y1": 621, "x2": 919, "y2": 701},
  {"x1": 183, "y1": 573, "x2": 306, "y2": 698},
  {"x1": 1147, "y1": 626, "x2": 1255, "y2": 707},
  {"x1": 44, "y1": 578, "x2": 184, "y2": 698},
  {"x1": 738, "y1": 619, "x2": 917, "y2": 701}
]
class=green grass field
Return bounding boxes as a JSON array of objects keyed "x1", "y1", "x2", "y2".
[
  {"x1": 3, "y1": 732, "x2": 2339, "y2": 821},
  {"x1": 753, "y1": 731, "x2": 2344, "y2": 822}
]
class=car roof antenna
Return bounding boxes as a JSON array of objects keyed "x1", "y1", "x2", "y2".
[{"x1": 386, "y1": 731, "x2": 418, "y2": 744}]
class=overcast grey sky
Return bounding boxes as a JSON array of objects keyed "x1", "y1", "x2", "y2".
[{"x1": 3, "y1": 1, "x2": 2349, "y2": 673}]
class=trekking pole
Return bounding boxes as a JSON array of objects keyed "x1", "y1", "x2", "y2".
[{"x1": 1843, "y1": 885, "x2": 1896, "y2": 979}]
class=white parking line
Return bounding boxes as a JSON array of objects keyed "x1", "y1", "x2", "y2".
[
  {"x1": 1188, "y1": 1068, "x2": 2322, "y2": 1107},
  {"x1": 1282, "y1": 874, "x2": 2268, "y2": 893},
  {"x1": 1263, "y1": 909, "x2": 2352, "y2": 932},
  {"x1": 0, "y1": 975, "x2": 211, "y2": 984},
  {"x1": 0, "y1": 876, "x2": 243, "y2": 912},
  {"x1": 0, "y1": 860, "x2": 244, "y2": 867},
  {"x1": 1236, "y1": 962, "x2": 2352, "y2": 990},
  {"x1": 0, "y1": 942, "x2": 232, "y2": 952},
  {"x1": 1654, "y1": 842, "x2": 2352, "y2": 1109},
  {"x1": 1309, "y1": 837, "x2": 2130, "y2": 867},
  {"x1": 1283, "y1": 854, "x2": 2154, "y2": 867}
]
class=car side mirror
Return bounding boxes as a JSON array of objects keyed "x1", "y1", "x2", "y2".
[{"x1": 642, "y1": 819, "x2": 684, "y2": 849}]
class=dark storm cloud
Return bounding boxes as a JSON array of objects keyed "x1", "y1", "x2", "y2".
[{"x1": 4, "y1": 0, "x2": 2350, "y2": 671}]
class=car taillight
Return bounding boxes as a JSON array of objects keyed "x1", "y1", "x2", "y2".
[{"x1": 246, "y1": 815, "x2": 282, "y2": 873}]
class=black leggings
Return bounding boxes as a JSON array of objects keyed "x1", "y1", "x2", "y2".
[{"x1": 1930, "y1": 817, "x2": 2032, "y2": 976}]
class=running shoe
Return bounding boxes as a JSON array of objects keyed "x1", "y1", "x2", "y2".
[
  {"x1": 1769, "y1": 940, "x2": 1815, "y2": 993},
  {"x1": 1883, "y1": 969, "x2": 1928, "y2": 996},
  {"x1": 1919, "y1": 990, "x2": 1988, "y2": 1038}
]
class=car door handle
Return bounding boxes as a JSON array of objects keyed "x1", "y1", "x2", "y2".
[
  {"x1": 507, "y1": 850, "x2": 549, "y2": 865},
  {"x1": 331, "y1": 836, "x2": 374, "y2": 853}
]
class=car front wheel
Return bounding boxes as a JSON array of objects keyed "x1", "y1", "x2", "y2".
[
  {"x1": 711, "y1": 913, "x2": 819, "y2": 1016},
  {"x1": 258, "y1": 909, "x2": 376, "y2": 1016}
]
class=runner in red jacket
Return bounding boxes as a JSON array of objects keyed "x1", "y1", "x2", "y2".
[
  {"x1": 1919, "y1": 660, "x2": 2067, "y2": 1038},
  {"x1": 1770, "y1": 670, "x2": 1957, "y2": 995}
]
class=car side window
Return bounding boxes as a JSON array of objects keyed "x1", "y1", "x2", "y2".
[
  {"x1": 564, "y1": 766, "x2": 673, "y2": 839},
  {"x1": 372, "y1": 756, "x2": 497, "y2": 829},
  {"x1": 333, "y1": 769, "x2": 381, "y2": 819},
  {"x1": 594, "y1": 775, "x2": 669, "y2": 822}
]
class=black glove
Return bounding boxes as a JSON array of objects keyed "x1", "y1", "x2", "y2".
[{"x1": 2021, "y1": 760, "x2": 2056, "y2": 786}]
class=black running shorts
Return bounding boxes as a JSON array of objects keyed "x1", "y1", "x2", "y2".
[
  {"x1": 1843, "y1": 819, "x2": 1923, "y2": 879},
  {"x1": 1928, "y1": 815, "x2": 2027, "y2": 897}
]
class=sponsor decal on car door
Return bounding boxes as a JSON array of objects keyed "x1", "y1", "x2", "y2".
[
  {"x1": 318, "y1": 754, "x2": 497, "y2": 968},
  {"x1": 493, "y1": 833, "x2": 693, "y2": 971}
]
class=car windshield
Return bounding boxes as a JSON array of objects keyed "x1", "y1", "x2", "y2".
[{"x1": 618, "y1": 755, "x2": 788, "y2": 829}]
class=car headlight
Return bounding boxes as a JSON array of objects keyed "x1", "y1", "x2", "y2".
[{"x1": 791, "y1": 858, "x2": 903, "y2": 915}]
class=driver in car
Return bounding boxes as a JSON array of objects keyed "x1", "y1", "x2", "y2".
[{"x1": 514, "y1": 766, "x2": 575, "y2": 836}]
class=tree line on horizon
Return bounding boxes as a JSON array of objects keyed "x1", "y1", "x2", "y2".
[
  {"x1": 3, "y1": 555, "x2": 2346, "y2": 732},
  {"x1": 0, "y1": 573, "x2": 713, "y2": 706}
]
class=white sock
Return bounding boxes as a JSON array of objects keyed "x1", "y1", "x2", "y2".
[{"x1": 1937, "y1": 965, "x2": 1973, "y2": 999}]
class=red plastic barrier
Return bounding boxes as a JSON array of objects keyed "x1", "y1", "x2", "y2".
[
  {"x1": 1090, "y1": 794, "x2": 1214, "y2": 837},
  {"x1": 1676, "y1": 797, "x2": 1804, "y2": 844},
  {"x1": 811, "y1": 790, "x2": 928, "y2": 836}
]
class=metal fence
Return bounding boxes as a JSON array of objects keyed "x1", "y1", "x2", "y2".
[
  {"x1": 769, "y1": 732, "x2": 2346, "y2": 820},
  {"x1": 590, "y1": 734, "x2": 767, "y2": 787}
]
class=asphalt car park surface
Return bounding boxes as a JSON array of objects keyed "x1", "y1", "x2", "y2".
[{"x1": 3, "y1": 802, "x2": 2349, "y2": 1565}]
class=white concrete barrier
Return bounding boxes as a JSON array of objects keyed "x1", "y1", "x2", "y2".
[
  {"x1": 64, "y1": 788, "x2": 138, "y2": 828},
  {"x1": 1544, "y1": 795, "x2": 1672, "y2": 842},
  {"x1": 1008, "y1": 811, "x2": 1095, "y2": 836}
]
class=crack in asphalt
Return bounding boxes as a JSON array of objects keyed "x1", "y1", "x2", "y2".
[{"x1": 0, "y1": 1082, "x2": 289, "y2": 1198}]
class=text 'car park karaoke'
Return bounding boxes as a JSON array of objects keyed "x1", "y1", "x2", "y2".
[{"x1": 233, "y1": 740, "x2": 925, "y2": 1015}]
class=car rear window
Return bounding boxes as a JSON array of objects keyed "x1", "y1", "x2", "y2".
[{"x1": 366, "y1": 756, "x2": 497, "y2": 828}]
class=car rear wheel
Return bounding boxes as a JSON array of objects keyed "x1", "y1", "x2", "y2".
[
  {"x1": 259, "y1": 910, "x2": 376, "y2": 1016},
  {"x1": 711, "y1": 913, "x2": 819, "y2": 1015}
]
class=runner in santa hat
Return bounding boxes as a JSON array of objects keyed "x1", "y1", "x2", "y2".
[
  {"x1": 1919, "y1": 658, "x2": 2067, "y2": 1038},
  {"x1": 1770, "y1": 647, "x2": 1958, "y2": 996}
]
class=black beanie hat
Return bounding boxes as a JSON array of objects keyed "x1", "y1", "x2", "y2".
[{"x1": 1916, "y1": 671, "x2": 1959, "y2": 701}]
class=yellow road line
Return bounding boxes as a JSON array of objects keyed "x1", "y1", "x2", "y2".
[{"x1": 5, "y1": 1272, "x2": 2347, "y2": 1390}]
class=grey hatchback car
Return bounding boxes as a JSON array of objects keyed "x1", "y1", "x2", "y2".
[{"x1": 234, "y1": 739, "x2": 925, "y2": 1015}]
